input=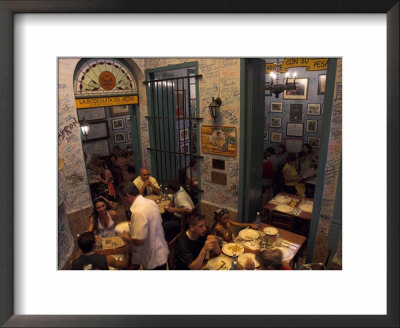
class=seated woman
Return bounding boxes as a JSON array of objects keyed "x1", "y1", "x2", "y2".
[
  {"x1": 87, "y1": 198, "x2": 118, "y2": 236},
  {"x1": 92, "y1": 160, "x2": 116, "y2": 200},
  {"x1": 212, "y1": 208, "x2": 257, "y2": 246},
  {"x1": 282, "y1": 153, "x2": 306, "y2": 196}
]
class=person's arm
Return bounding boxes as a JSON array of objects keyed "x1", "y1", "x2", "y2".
[
  {"x1": 99, "y1": 196, "x2": 117, "y2": 210},
  {"x1": 215, "y1": 225, "x2": 232, "y2": 242},
  {"x1": 150, "y1": 178, "x2": 161, "y2": 195},
  {"x1": 117, "y1": 211, "x2": 147, "y2": 246},
  {"x1": 283, "y1": 167, "x2": 302, "y2": 184},
  {"x1": 87, "y1": 216, "x2": 95, "y2": 231},
  {"x1": 106, "y1": 254, "x2": 130, "y2": 269},
  {"x1": 188, "y1": 246, "x2": 209, "y2": 270},
  {"x1": 207, "y1": 235, "x2": 221, "y2": 256},
  {"x1": 138, "y1": 180, "x2": 151, "y2": 195},
  {"x1": 229, "y1": 220, "x2": 257, "y2": 230},
  {"x1": 165, "y1": 206, "x2": 192, "y2": 214},
  {"x1": 117, "y1": 231, "x2": 146, "y2": 246}
]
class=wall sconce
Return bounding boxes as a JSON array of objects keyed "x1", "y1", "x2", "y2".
[
  {"x1": 80, "y1": 117, "x2": 90, "y2": 139},
  {"x1": 208, "y1": 97, "x2": 222, "y2": 122}
]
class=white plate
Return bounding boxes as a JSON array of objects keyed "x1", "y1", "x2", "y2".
[
  {"x1": 275, "y1": 204, "x2": 294, "y2": 214},
  {"x1": 238, "y1": 253, "x2": 260, "y2": 268},
  {"x1": 299, "y1": 204, "x2": 313, "y2": 212},
  {"x1": 222, "y1": 243, "x2": 245, "y2": 257},
  {"x1": 239, "y1": 228, "x2": 260, "y2": 241},
  {"x1": 207, "y1": 256, "x2": 232, "y2": 270},
  {"x1": 115, "y1": 221, "x2": 130, "y2": 234},
  {"x1": 274, "y1": 195, "x2": 290, "y2": 204},
  {"x1": 273, "y1": 246, "x2": 294, "y2": 262},
  {"x1": 263, "y1": 227, "x2": 278, "y2": 236}
]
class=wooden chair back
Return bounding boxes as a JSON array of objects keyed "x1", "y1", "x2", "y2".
[
  {"x1": 270, "y1": 210, "x2": 295, "y2": 232},
  {"x1": 167, "y1": 231, "x2": 184, "y2": 270}
]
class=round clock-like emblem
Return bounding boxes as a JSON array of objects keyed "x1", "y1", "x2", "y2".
[{"x1": 99, "y1": 71, "x2": 116, "y2": 90}]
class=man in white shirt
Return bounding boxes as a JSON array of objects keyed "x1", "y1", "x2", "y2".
[
  {"x1": 133, "y1": 167, "x2": 160, "y2": 196},
  {"x1": 117, "y1": 182, "x2": 169, "y2": 270}
]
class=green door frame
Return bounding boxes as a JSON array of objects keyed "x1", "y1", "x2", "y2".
[{"x1": 129, "y1": 104, "x2": 142, "y2": 170}]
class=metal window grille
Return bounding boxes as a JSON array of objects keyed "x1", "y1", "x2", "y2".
[{"x1": 144, "y1": 74, "x2": 203, "y2": 202}]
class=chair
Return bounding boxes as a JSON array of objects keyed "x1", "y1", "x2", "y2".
[
  {"x1": 270, "y1": 210, "x2": 295, "y2": 232},
  {"x1": 167, "y1": 231, "x2": 184, "y2": 270}
]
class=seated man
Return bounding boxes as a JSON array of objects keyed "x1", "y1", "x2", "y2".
[
  {"x1": 71, "y1": 231, "x2": 129, "y2": 270},
  {"x1": 174, "y1": 214, "x2": 221, "y2": 270},
  {"x1": 133, "y1": 167, "x2": 160, "y2": 196}
]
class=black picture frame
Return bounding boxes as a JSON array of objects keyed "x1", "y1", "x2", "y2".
[
  {"x1": 1, "y1": 2, "x2": 398, "y2": 328},
  {"x1": 289, "y1": 104, "x2": 303, "y2": 122}
]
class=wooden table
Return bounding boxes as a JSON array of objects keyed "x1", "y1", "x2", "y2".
[{"x1": 144, "y1": 194, "x2": 171, "y2": 214}]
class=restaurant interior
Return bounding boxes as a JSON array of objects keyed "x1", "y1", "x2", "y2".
[{"x1": 58, "y1": 57, "x2": 342, "y2": 271}]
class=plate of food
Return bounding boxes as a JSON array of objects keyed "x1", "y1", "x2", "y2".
[
  {"x1": 222, "y1": 243, "x2": 245, "y2": 257},
  {"x1": 299, "y1": 204, "x2": 313, "y2": 212},
  {"x1": 239, "y1": 228, "x2": 260, "y2": 241},
  {"x1": 238, "y1": 253, "x2": 260, "y2": 268},
  {"x1": 207, "y1": 256, "x2": 232, "y2": 270},
  {"x1": 263, "y1": 226, "x2": 279, "y2": 236},
  {"x1": 274, "y1": 195, "x2": 290, "y2": 204},
  {"x1": 275, "y1": 204, "x2": 294, "y2": 214},
  {"x1": 242, "y1": 240, "x2": 261, "y2": 253}
]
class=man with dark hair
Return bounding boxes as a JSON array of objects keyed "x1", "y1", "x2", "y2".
[
  {"x1": 71, "y1": 231, "x2": 129, "y2": 270},
  {"x1": 117, "y1": 182, "x2": 169, "y2": 270},
  {"x1": 174, "y1": 214, "x2": 220, "y2": 270}
]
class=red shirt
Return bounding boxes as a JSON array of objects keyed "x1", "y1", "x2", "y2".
[{"x1": 262, "y1": 160, "x2": 273, "y2": 179}]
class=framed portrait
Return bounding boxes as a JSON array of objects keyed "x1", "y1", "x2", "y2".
[
  {"x1": 286, "y1": 122, "x2": 304, "y2": 137},
  {"x1": 109, "y1": 105, "x2": 130, "y2": 117},
  {"x1": 77, "y1": 107, "x2": 106, "y2": 121},
  {"x1": 127, "y1": 132, "x2": 132, "y2": 141},
  {"x1": 201, "y1": 125, "x2": 237, "y2": 157},
  {"x1": 308, "y1": 136, "x2": 321, "y2": 148},
  {"x1": 179, "y1": 128, "x2": 189, "y2": 140},
  {"x1": 270, "y1": 101, "x2": 283, "y2": 113},
  {"x1": 283, "y1": 78, "x2": 309, "y2": 100},
  {"x1": 265, "y1": 82, "x2": 272, "y2": 96},
  {"x1": 125, "y1": 117, "x2": 131, "y2": 128},
  {"x1": 318, "y1": 74, "x2": 326, "y2": 95},
  {"x1": 174, "y1": 90, "x2": 185, "y2": 117},
  {"x1": 83, "y1": 120, "x2": 109, "y2": 142},
  {"x1": 113, "y1": 132, "x2": 126, "y2": 143},
  {"x1": 112, "y1": 118, "x2": 124, "y2": 130},
  {"x1": 306, "y1": 119, "x2": 318, "y2": 133},
  {"x1": 289, "y1": 104, "x2": 303, "y2": 122},
  {"x1": 307, "y1": 103, "x2": 321, "y2": 116},
  {"x1": 270, "y1": 132, "x2": 282, "y2": 143},
  {"x1": 264, "y1": 130, "x2": 269, "y2": 141},
  {"x1": 270, "y1": 117, "x2": 282, "y2": 128},
  {"x1": 285, "y1": 138, "x2": 304, "y2": 154},
  {"x1": 180, "y1": 143, "x2": 190, "y2": 154}
]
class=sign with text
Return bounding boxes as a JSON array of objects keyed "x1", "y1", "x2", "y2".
[
  {"x1": 265, "y1": 58, "x2": 328, "y2": 73},
  {"x1": 75, "y1": 95, "x2": 138, "y2": 109}
]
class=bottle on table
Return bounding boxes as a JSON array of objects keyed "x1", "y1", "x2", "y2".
[
  {"x1": 231, "y1": 254, "x2": 238, "y2": 270},
  {"x1": 255, "y1": 211, "x2": 261, "y2": 229}
]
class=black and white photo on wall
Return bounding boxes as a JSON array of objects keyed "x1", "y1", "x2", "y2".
[
  {"x1": 270, "y1": 132, "x2": 282, "y2": 143},
  {"x1": 286, "y1": 122, "x2": 304, "y2": 137},
  {"x1": 306, "y1": 119, "x2": 318, "y2": 133},
  {"x1": 265, "y1": 82, "x2": 272, "y2": 96},
  {"x1": 289, "y1": 104, "x2": 303, "y2": 122},
  {"x1": 126, "y1": 117, "x2": 131, "y2": 128},
  {"x1": 270, "y1": 117, "x2": 282, "y2": 128},
  {"x1": 270, "y1": 101, "x2": 283, "y2": 113},
  {"x1": 264, "y1": 130, "x2": 269, "y2": 141},
  {"x1": 112, "y1": 118, "x2": 124, "y2": 130},
  {"x1": 283, "y1": 78, "x2": 308, "y2": 100},
  {"x1": 114, "y1": 132, "x2": 126, "y2": 143},
  {"x1": 318, "y1": 74, "x2": 326, "y2": 95},
  {"x1": 308, "y1": 136, "x2": 320, "y2": 148},
  {"x1": 307, "y1": 103, "x2": 321, "y2": 116}
]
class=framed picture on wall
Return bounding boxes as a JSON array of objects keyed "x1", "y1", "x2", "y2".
[
  {"x1": 286, "y1": 122, "x2": 304, "y2": 137},
  {"x1": 126, "y1": 117, "x2": 131, "y2": 128},
  {"x1": 307, "y1": 103, "x2": 321, "y2": 116},
  {"x1": 112, "y1": 118, "x2": 124, "y2": 130},
  {"x1": 270, "y1": 132, "x2": 282, "y2": 143},
  {"x1": 83, "y1": 120, "x2": 109, "y2": 142},
  {"x1": 77, "y1": 107, "x2": 106, "y2": 121},
  {"x1": 289, "y1": 104, "x2": 303, "y2": 122},
  {"x1": 285, "y1": 138, "x2": 304, "y2": 154},
  {"x1": 109, "y1": 105, "x2": 129, "y2": 117},
  {"x1": 270, "y1": 117, "x2": 282, "y2": 128},
  {"x1": 114, "y1": 132, "x2": 126, "y2": 143},
  {"x1": 270, "y1": 101, "x2": 283, "y2": 113},
  {"x1": 306, "y1": 119, "x2": 318, "y2": 133},
  {"x1": 127, "y1": 132, "x2": 132, "y2": 141},
  {"x1": 283, "y1": 78, "x2": 308, "y2": 100},
  {"x1": 318, "y1": 74, "x2": 326, "y2": 95},
  {"x1": 265, "y1": 82, "x2": 272, "y2": 96},
  {"x1": 308, "y1": 137, "x2": 320, "y2": 148},
  {"x1": 264, "y1": 130, "x2": 269, "y2": 141}
]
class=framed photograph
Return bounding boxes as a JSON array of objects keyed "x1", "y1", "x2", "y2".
[
  {"x1": 285, "y1": 138, "x2": 304, "y2": 154},
  {"x1": 180, "y1": 143, "x2": 190, "y2": 154},
  {"x1": 265, "y1": 82, "x2": 272, "y2": 96},
  {"x1": 174, "y1": 90, "x2": 185, "y2": 117},
  {"x1": 270, "y1": 132, "x2": 282, "y2": 143},
  {"x1": 307, "y1": 103, "x2": 321, "y2": 116},
  {"x1": 127, "y1": 132, "x2": 132, "y2": 141},
  {"x1": 77, "y1": 107, "x2": 106, "y2": 121},
  {"x1": 113, "y1": 132, "x2": 125, "y2": 143},
  {"x1": 112, "y1": 118, "x2": 124, "y2": 130},
  {"x1": 109, "y1": 105, "x2": 130, "y2": 117},
  {"x1": 83, "y1": 120, "x2": 109, "y2": 142},
  {"x1": 306, "y1": 119, "x2": 318, "y2": 133},
  {"x1": 270, "y1": 117, "x2": 282, "y2": 128},
  {"x1": 286, "y1": 122, "x2": 304, "y2": 137},
  {"x1": 201, "y1": 125, "x2": 237, "y2": 157},
  {"x1": 125, "y1": 117, "x2": 131, "y2": 128},
  {"x1": 308, "y1": 136, "x2": 321, "y2": 148},
  {"x1": 283, "y1": 78, "x2": 309, "y2": 100},
  {"x1": 270, "y1": 101, "x2": 283, "y2": 113},
  {"x1": 289, "y1": 104, "x2": 303, "y2": 122},
  {"x1": 264, "y1": 130, "x2": 269, "y2": 141},
  {"x1": 318, "y1": 74, "x2": 326, "y2": 95},
  {"x1": 179, "y1": 128, "x2": 189, "y2": 140}
]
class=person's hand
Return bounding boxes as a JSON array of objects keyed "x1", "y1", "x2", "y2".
[
  {"x1": 165, "y1": 205, "x2": 173, "y2": 213},
  {"x1": 249, "y1": 223, "x2": 258, "y2": 230},
  {"x1": 244, "y1": 258, "x2": 255, "y2": 270},
  {"x1": 117, "y1": 231, "x2": 131, "y2": 242},
  {"x1": 206, "y1": 235, "x2": 219, "y2": 250},
  {"x1": 143, "y1": 180, "x2": 151, "y2": 187}
]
